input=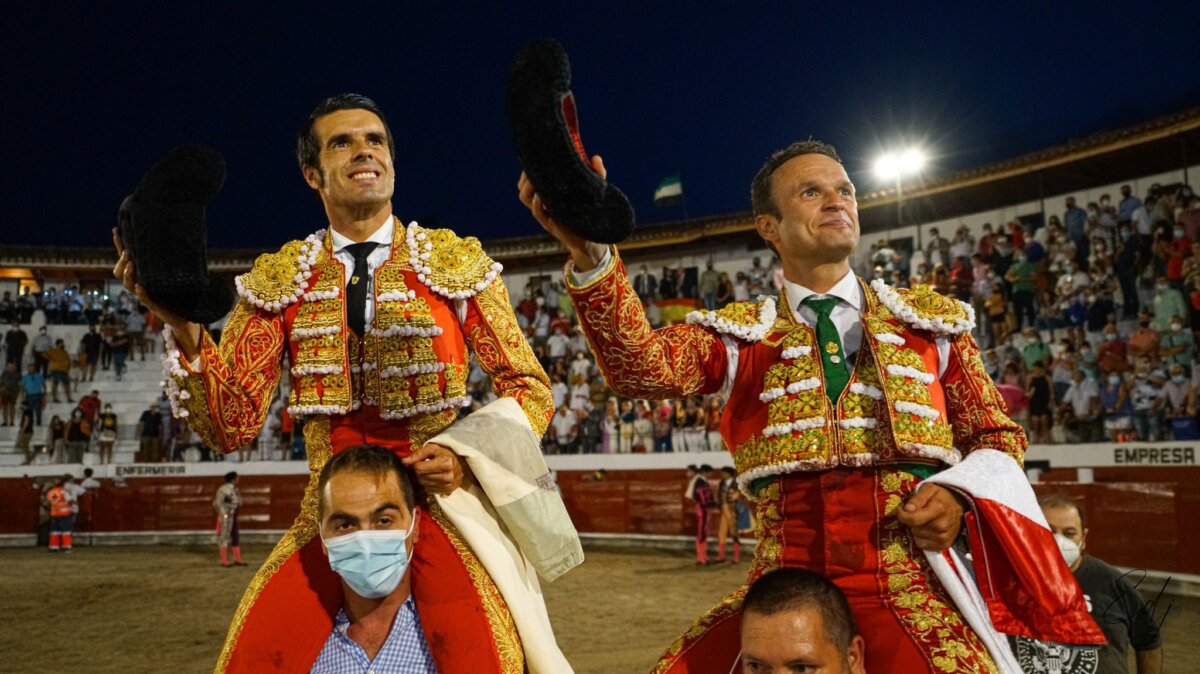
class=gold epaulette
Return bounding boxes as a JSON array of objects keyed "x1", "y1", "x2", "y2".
[
  {"x1": 870, "y1": 279, "x2": 975, "y2": 335},
  {"x1": 405, "y1": 223, "x2": 502, "y2": 300},
  {"x1": 684, "y1": 297, "x2": 778, "y2": 342},
  {"x1": 234, "y1": 230, "x2": 325, "y2": 312}
]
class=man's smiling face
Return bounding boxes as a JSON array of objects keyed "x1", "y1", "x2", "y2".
[{"x1": 304, "y1": 108, "x2": 395, "y2": 212}]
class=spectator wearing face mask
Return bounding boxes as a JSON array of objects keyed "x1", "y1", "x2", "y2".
[
  {"x1": 65, "y1": 408, "x2": 91, "y2": 464},
  {"x1": 1160, "y1": 364, "x2": 1197, "y2": 440},
  {"x1": 1058, "y1": 368, "x2": 1102, "y2": 443},
  {"x1": 1160, "y1": 316, "x2": 1195, "y2": 369},
  {"x1": 1039, "y1": 494, "x2": 1163, "y2": 674},
  {"x1": 1129, "y1": 363, "x2": 1164, "y2": 441},
  {"x1": 1077, "y1": 341, "x2": 1100, "y2": 378},
  {"x1": 1100, "y1": 370, "x2": 1133, "y2": 441},
  {"x1": 949, "y1": 226, "x2": 974, "y2": 261},
  {"x1": 1161, "y1": 224, "x2": 1193, "y2": 290},
  {"x1": 1131, "y1": 196, "x2": 1156, "y2": 244},
  {"x1": 312, "y1": 446, "x2": 435, "y2": 672},
  {"x1": 1021, "y1": 328, "x2": 1050, "y2": 371},
  {"x1": 985, "y1": 282, "x2": 1009, "y2": 347},
  {"x1": 31, "y1": 326, "x2": 52, "y2": 377},
  {"x1": 1151, "y1": 277, "x2": 1187, "y2": 332},
  {"x1": 1097, "y1": 327, "x2": 1128, "y2": 376},
  {"x1": 1126, "y1": 313, "x2": 1160, "y2": 364},
  {"x1": 1006, "y1": 250, "x2": 1038, "y2": 331}
]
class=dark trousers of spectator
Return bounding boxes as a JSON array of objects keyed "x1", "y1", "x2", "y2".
[
  {"x1": 33, "y1": 352, "x2": 48, "y2": 377},
  {"x1": 140, "y1": 436, "x2": 162, "y2": 463},
  {"x1": 703, "y1": 292, "x2": 717, "y2": 310},
  {"x1": 100, "y1": 343, "x2": 112, "y2": 369},
  {"x1": 1012, "y1": 290, "x2": 1036, "y2": 331},
  {"x1": 5, "y1": 349, "x2": 20, "y2": 369},
  {"x1": 25, "y1": 393, "x2": 43, "y2": 425},
  {"x1": 113, "y1": 351, "x2": 128, "y2": 380},
  {"x1": 555, "y1": 438, "x2": 576, "y2": 455},
  {"x1": 1132, "y1": 410, "x2": 1161, "y2": 441},
  {"x1": 66, "y1": 440, "x2": 87, "y2": 464},
  {"x1": 1066, "y1": 416, "x2": 1102, "y2": 443},
  {"x1": 655, "y1": 435, "x2": 672, "y2": 453},
  {"x1": 580, "y1": 434, "x2": 600, "y2": 454},
  {"x1": 1117, "y1": 273, "x2": 1139, "y2": 318}
]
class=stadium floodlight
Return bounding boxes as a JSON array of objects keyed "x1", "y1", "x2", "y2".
[
  {"x1": 874, "y1": 153, "x2": 900, "y2": 181},
  {"x1": 874, "y1": 147, "x2": 926, "y2": 181},
  {"x1": 899, "y1": 148, "x2": 925, "y2": 174},
  {"x1": 874, "y1": 145, "x2": 929, "y2": 239}
]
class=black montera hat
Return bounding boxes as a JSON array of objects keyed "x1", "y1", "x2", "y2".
[
  {"x1": 507, "y1": 38, "x2": 636, "y2": 244},
  {"x1": 119, "y1": 145, "x2": 235, "y2": 325}
]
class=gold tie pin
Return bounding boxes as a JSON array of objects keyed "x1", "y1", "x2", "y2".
[
  {"x1": 825, "y1": 341, "x2": 839, "y2": 354},
  {"x1": 351, "y1": 275, "x2": 361, "y2": 285}
]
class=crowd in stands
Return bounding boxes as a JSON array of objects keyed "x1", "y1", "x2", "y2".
[
  {"x1": 0, "y1": 285, "x2": 138, "y2": 326},
  {"x1": 866, "y1": 182, "x2": 1200, "y2": 443}
]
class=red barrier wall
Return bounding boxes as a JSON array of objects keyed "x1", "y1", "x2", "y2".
[{"x1": 4, "y1": 467, "x2": 1196, "y2": 576}]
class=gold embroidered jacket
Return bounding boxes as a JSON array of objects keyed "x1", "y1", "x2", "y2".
[
  {"x1": 164, "y1": 218, "x2": 553, "y2": 452},
  {"x1": 567, "y1": 251, "x2": 1026, "y2": 489}
]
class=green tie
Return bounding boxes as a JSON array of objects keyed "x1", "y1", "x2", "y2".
[{"x1": 802, "y1": 296, "x2": 849, "y2": 405}]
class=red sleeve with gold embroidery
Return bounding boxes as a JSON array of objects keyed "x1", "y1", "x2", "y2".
[
  {"x1": 463, "y1": 280, "x2": 554, "y2": 437},
  {"x1": 940, "y1": 332, "x2": 1027, "y2": 464},
  {"x1": 172, "y1": 300, "x2": 286, "y2": 453},
  {"x1": 567, "y1": 252, "x2": 727, "y2": 401}
]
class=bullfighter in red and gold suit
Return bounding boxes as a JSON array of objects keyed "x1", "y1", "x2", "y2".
[
  {"x1": 116, "y1": 95, "x2": 555, "y2": 673},
  {"x1": 519, "y1": 146, "x2": 1102, "y2": 672}
]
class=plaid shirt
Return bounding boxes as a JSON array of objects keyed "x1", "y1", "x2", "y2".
[{"x1": 310, "y1": 596, "x2": 435, "y2": 673}]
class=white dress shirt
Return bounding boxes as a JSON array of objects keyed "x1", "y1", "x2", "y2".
[{"x1": 190, "y1": 217, "x2": 469, "y2": 371}]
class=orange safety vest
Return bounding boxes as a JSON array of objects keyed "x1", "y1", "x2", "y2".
[{"x1": 46, "y1": 486, "x2": 72, "y2": 517}]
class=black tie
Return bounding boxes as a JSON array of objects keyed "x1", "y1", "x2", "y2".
[{"x1": 344, "y1": 242, "x2": 379, "y2": 336}]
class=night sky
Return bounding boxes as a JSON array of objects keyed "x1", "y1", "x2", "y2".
[{"x1": 3, "y1": 3, "x2": 1198, "y2": 249}]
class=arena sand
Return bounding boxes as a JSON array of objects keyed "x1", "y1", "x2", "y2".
[{"x1": 2, "y1": 544, "x2": 1195, "y2": 673}]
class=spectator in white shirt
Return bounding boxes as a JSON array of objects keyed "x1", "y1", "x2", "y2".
[
  {"x1": 532, "y1": 302, "x2": 550, "y2": 341},
  {"x1": 568, "y1": 327, "x2": 589, "y2": 356},
  {"x1": 549, "y1": 405, "x2": 578, "y2": 454},
  {"x1": 1159, "y1": 363, "x2": 1195, "y2": 421},
  {"x1": 568, "y1": 375, "x2": 590, "y2": 411},
  {"x1": 569, "y1": 352, "x2": 592, "y2": 381},
  {"x1": 550, "y1": 373, "x2": 568, "y2": 410},
  {"x1": 1058, "y1": 368, "x2": 1101, "y2": 443},
  {"x1": 1131, "y1": 197, "x2": 1156, "y2": 239},
  {"x1": 732, "y1": 272, "x2": 751, "y2": 302},
  {"x1": 546, "y1": 326, "x2": 570, "y2": 365}
]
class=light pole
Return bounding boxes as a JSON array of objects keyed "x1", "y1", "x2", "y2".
[{"x1": 874, "y1": 148, "x2": 927, "y2": 250}]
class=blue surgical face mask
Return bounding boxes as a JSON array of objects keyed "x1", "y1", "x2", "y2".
[{"x1": 323, "y1": 512, "x2": 418, "y2": 599}]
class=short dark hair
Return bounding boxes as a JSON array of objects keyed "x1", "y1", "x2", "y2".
[
  {"x1": 317, "y1": 444, "x2": 416, "y2": 519},
  {"x1": 1038, "y1": 492, "x2": 1085, "y2": 530},
  {"x1": 741, "y1": 568, "x2": 858, "y2": 652},
  {"x1": 296, "y1": 93, "x2": 395, "y2": 171},
  {"x1": 224, "y1": 471, "x2": 238, "y2": 483},
  {"x1": 750, "y1": 140, "x2": 843, "y2": 218}
]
